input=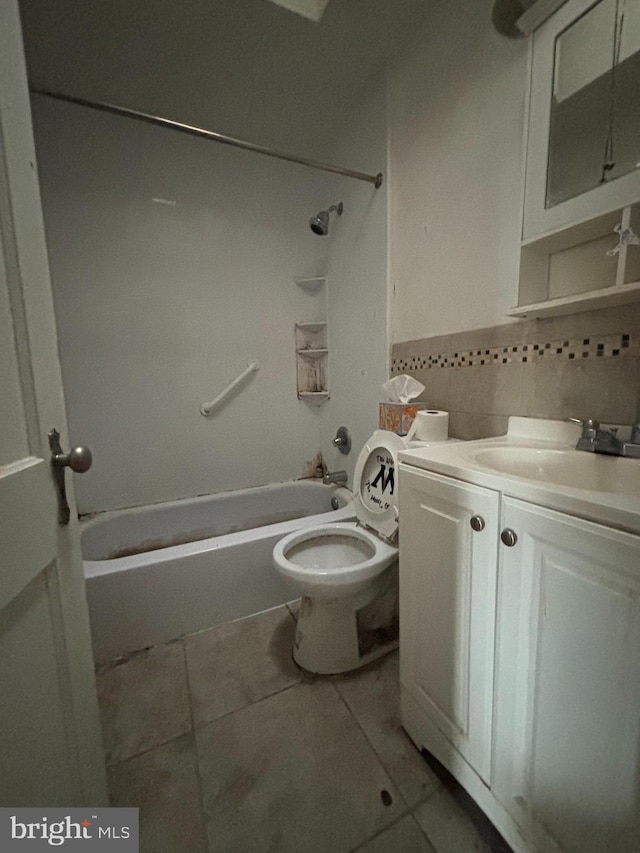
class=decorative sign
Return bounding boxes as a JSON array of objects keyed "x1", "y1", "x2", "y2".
[{"x1": 360, "y1": 448, "x2": 396, "y2": 514}]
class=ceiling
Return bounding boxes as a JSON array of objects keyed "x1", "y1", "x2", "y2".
[{"x1": 19, "y1": 0, "x2": 430, "y2": 157}]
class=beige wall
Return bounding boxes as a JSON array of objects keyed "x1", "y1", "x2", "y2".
[
  {"x1": 387, "y1": 0, "x2": 530, "y2": 342},
  {"x1": 386, "y1": 0, "x2": 640, "y2": 433}
]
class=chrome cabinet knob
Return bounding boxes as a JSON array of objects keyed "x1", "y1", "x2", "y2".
[
  {"x1": 500, "y1": 528, "x2": 518, "y2": 547},
  {"x1": 470, "y1": 515, "x2": 485, "y2": 532}
]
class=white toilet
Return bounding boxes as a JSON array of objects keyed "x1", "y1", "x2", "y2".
[{"x1": 273, "y1": 429, "x2": 446, "y2": 674}]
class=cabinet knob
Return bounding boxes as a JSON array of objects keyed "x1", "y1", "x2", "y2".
[
  {"x1": 470, "y1": 515, "x2": 485, "y2": 532},
  {"x1": 500, "y1": 528, "x2": 518, "y2": 547}
]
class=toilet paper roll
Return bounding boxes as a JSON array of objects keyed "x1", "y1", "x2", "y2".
[{"x1": 406, "y1": 410, "x2": 449, "y2": 443}]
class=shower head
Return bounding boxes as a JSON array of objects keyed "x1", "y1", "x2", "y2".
[{"x1": 309, "y1": 202, "x2": 344, "y2": 236}]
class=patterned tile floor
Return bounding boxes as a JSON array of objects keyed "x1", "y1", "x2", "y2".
[{"x1": 96, "y1": 604, "x2": 512, "y2": 853}]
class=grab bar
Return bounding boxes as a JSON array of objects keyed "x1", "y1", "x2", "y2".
[{"x1": 200, "y1": 362, "x2": 259, "y2": 416}]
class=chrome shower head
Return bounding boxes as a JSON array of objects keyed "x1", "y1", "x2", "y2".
[{"x1": 309, "y1": 202, "x2": 343, "y2": 236}]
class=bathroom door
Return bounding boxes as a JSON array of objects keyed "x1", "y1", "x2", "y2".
[{"x1": 0, "y1": 1, "x2": 107, "y2": 806}]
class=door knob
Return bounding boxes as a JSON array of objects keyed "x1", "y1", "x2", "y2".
[
  {"x1": 52, "y1": 445, "x2": 93, "y2": 473},
  {"x1": 48, "y1": 429, "x2": 93, "y2": 525},
  {"x1": 470, "y1": 515, "x2": 485, "y2": 532}
]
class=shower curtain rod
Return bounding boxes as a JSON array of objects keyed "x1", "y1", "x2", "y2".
[{"x1": 30, "y1": 88, "x2": 384, "y2": 189}]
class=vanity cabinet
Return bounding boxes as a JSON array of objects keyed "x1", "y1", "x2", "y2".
[
  {"x1": 493, "y1": 497, "x2": 640, "y2": 853},
  {"x1": 398, "y1": 467, "x2": 499, "y2": 785},
  {"x1": 399, "y1": 466, "x2": 640, "y2": 852}
]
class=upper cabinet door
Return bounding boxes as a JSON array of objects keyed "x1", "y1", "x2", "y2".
[{"x1": 524, "y1": 0, "x2": 640, "y2": 240}]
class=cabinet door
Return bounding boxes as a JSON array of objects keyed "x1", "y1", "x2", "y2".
[
  {"x1": 399, "y1": 466, "x2": 499, "y2": 783},
  {"x1": 494, "y1": 497, "x2": 640, "y2": 853},
  {"x1": 524, "y1": 0, "x2": 640, "y2": 240}
]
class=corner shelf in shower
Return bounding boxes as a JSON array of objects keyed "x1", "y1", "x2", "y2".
[
  {"x1": 295, "y1": 276, "x2": 326, "y2": 293},
  {"x1": 295, "y1": 321, "x2": 329, "y2": 401}
]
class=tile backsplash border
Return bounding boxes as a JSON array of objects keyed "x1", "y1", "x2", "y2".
[
  {"x1": 390, "y1": 303, "x2": 640, "y2": 440},
  {"x1": 392, "y1": 331, "x2": 635, "y2": 372}
]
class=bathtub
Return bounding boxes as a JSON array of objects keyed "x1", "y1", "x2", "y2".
[{"x1": 82, "y1": 480, "x2": 353, "y2": 663}]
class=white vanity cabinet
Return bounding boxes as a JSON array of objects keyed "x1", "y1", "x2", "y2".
[
  {"x1": 398, "y1": 466, "x2": 500, "y2": 785},
  {"x1": 493, "y1": 497, "x2": 640, "y2": 853},
  {"x1": 399, "y1": 462, "x2": 640, "y2": 853}
]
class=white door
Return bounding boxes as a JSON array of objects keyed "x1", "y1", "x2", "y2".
[
  {"x1": 494, "y1": 497, "x2": 640, "y2": 853},
  {"x1": 398, "y1": 465, "x2": 500, "y2": 784},
  {"x1": 0, "y1": 1, "x2": 107, "y2": 806}
]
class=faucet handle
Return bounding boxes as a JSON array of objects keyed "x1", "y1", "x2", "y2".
[
  {"x1": 568, "y1": 417, "x2": 600, "y2": 438},
  {"x1": 567, "y1": 417, "x2": 600, "y2": 429}
]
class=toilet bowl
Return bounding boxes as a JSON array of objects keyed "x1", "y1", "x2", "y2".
[
  {"x1": 273, "y1": 522, "x2": 398, "y2": 600},
  {"x1": 274, "y1": 428, "x2": 457, "y2": 674}
]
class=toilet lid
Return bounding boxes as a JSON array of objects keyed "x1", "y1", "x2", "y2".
[{"x1": 353, "y1": 430, "x2": 406, "y2": 540}]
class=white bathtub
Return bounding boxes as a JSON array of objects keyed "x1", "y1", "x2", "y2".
[{"x1": 82, "y1": 480, "x2": 353, "y2": 663}]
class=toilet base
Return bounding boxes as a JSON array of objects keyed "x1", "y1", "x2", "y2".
[{"x1": 292, "y1": 563, "x2": 398, "y2": 675}]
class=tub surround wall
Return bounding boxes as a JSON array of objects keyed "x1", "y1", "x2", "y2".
[
  {"x1": 33, "y1": 96, "x2": 331, "y2": 513},
  {"x1": 24, "y1": 0, "x2": 396, "y2": 513},
  {"x1": 391, "y1": 304, "x2": 640, "y2": 440}
]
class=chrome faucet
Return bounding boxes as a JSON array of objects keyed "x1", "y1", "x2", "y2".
[
  {"x1": 621, "y1": 424, "x2": 640, "y2": 459},
  {"x1": 569, "y1": 417, "x2": 640, "y2": 457},
  {"x1": 323, "y1": 469, "x2": 348, "y2": 485}
]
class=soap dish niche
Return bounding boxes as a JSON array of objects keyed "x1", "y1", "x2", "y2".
[{"x1": 295, "y1": 322, "x2": 328, "y2": 401}]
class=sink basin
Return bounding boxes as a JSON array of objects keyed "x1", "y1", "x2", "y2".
[{"x1": 467, "y1": 446, "x2": 640, "y2": 498}]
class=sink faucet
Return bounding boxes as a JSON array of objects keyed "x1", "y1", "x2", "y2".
[
  {"x1": 569, "y1": 417, "x2": 629, "y2": 456},
  {"x1": 621, "y1": 424, "x2": 640, "y2": 459},
  {"x1": 323, "y1": 469, "x2": 348, "y2": 485}
]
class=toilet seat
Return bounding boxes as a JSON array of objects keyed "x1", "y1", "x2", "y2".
[
  {"x1": 352, "y1": 430, "x2": 406, "y2": 541},
  {"x1": 273, "y1": 522, "x2": 398, "y2": 596}
]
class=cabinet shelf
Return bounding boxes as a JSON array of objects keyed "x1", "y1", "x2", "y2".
[
  {"x1": 507, "y1": 280, "x2": 640, "y2": 320},
  {"x1": 513, "y1": 203, "x2": 640, "y2": 319}
]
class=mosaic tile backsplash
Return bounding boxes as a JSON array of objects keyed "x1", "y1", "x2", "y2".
[
  {"x1": 392, "y1": 332, "x2": 636, "y2": 372},
  {"x1": 390, "y1": 303, "x2": 640, "y2": 440}
]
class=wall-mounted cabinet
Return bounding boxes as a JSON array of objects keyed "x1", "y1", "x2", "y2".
[
  {"x1": 523, "y1": 0, "x2": 640, "y2": 242},
  {"x1": 514, "y1": 0, "x2": 640, "y2": 319},
  {"x1": 294, "y1": 276, "x2": 328, "y2": 401},
  {"x1": 510, "y1": 202, "x2": 640, "y2": 318}
]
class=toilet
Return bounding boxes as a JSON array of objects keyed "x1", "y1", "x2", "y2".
[{"x1": 273, "y1": 429, "x2": 454, "y2": 674}]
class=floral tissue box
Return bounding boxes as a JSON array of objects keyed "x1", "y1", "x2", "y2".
[{"x1": 379, "y1": 403, "x2": 425, "y2": 436}]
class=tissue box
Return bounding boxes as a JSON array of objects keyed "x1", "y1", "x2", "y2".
[{"x1": 379, "y1": 403, "x2": 426, "y2": 436}]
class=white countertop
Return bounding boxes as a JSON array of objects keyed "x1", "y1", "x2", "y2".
[{"x1": 399, "y1": 417, "x2": 640, "y2": 535}]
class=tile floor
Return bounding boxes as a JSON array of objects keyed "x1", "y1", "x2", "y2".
[{"x1": 96, "y1": 604, "x2": 512, "y2": 853}]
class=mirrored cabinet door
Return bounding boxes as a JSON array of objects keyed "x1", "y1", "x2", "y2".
[{"x1": 524, "y1": 0, "x2": 640, "y2": 240}]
